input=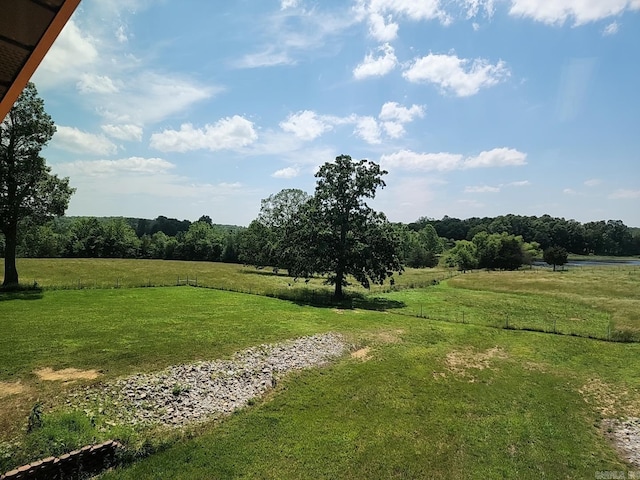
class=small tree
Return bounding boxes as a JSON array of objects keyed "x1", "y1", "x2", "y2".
[
  {"x1": 543, "y1": 245, "x2": 568, "y2": 271},
  {"x1": 1, "y1": 83, "x2": 74, "y2": 286},
  {"x1": 444, "y1": 240, "x2": 478, "y2": 272},
  {"x1": 283, "y1": 155, "x2": 402, "y2": 299}
]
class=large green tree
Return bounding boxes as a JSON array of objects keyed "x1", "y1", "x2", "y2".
[
  {"x1": 283, "y1": 155, "x2": 402, "y2": 299},
  {"x1": 0, "y1": 83, "x2": 74, "y2": 286}
]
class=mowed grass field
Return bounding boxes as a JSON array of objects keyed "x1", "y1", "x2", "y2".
[{"x1": 1, "y1": 259, "x2": 639, "y2": 478}]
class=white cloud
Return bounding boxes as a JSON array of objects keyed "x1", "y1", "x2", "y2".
[
  {"x1": 52, "y1": 126, "x2": 118, "y2": 156},
  {"x1": 272, "y1": 167, "x2": 300, "y2": 178},
  {"x1": 276, "y1": 103, "x2": 422, "y2": 144},
  {"x1": 99, "y1": 72, "x2": 216, "y2": 126},
  {"x1": 403, "y1": 53, "x2": 510, "y2": 97},
  {"x1": 563, "y1": 188, "x2": 577, "y2": 195},
  {"x1": 465, "y1": 185, "x2": 500, "y2": 193},
  {"x1": 280, "y1": 111, "x2": 333, "y2": 141},
  {"x1": 584, "y1": 178, "x2": 602, "y2": 187},
  {"x1": 381, "y1": 147, "x2": 526, "y2": 171},
  {"x1": 459, "y1": 0, "x2": 496, "y2": 18},
  {"x1": 609, "y1": 189, "x2": 640, "y2": 199},
  {"x1": 77, "y1": 74, "x2": 120, "y2": 94},
  {"x1": 463, "y1": 147, "x2": 527, "y2": 168},
  {"x1": 379, "y1": 102, "x2": 425, "y2": 122},
  {"x1": 508, "y1": 0, "x2": 640, "y2": 25},
  {"x1": 149, "y1": 116, "x2": 258, "y2": 153},
  {"x1": 353, "y1": 43, "x2": 398, "y2": 80},
  {"x1": 57, "y1": 157, "x2": 175, "y2": 177},
  {"x1": 233, "y1": 48, "x2": 295, "y2": 68},
  {"x1": 35, "y1": 20, "x2": 99, "y2": 88},
  {"x1": 368, "y1": 12, "x2": 399, "y2": 41},
  {"x1": 378, "y1": 102, "x2": 425, "y2": 138},
  {"x1": 603, "y1": 21, "x2": 620, "y2": 35},
  {"x1": 35, "y1": 14, "x2": 216, "y2": 128},
  {"x1": 356, "y1": 0, "x2": 451, "y2": 25},
  {"x1": 281, "y1": 0, "x2": 300, "y2": 9},
  {"x1": 355, "y1": 116, "x2": 382, "y2": 144},
  {"x1": 101, "y1": 124, "x2": 144, "y2": 142},
  {"x1": 508, "y1": 180, "x2": 531, "y2": 187},
  {"x1": 381, "y1": 150, "x2": 464, "y2": 171}
]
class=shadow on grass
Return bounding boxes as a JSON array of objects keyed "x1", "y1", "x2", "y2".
[
  {"x1": 239, "y1": 268, "x2": 323, "y2": 280},
  {"x1": 0, "y1": 285, "x2": 44, "y2": 301},
  {"x1": 265, "y1": 288, "x2": 406, "y2": 311}
]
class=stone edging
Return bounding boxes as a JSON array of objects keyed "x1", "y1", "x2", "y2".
[{"x1": 0, "y1": 440, "x2": 121, "y2": 480}]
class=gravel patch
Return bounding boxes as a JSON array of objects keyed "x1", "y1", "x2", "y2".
[
  {"x1": 603, "y1": 418, "x2": 640, "y2": 468},
  {"x1": 67, "y1": 333, "x2": 347, "y2": 428}
]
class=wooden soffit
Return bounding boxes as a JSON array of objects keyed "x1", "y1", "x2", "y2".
[{"x1": 0, "y1": 0, "x2": 81, "y2": 121}]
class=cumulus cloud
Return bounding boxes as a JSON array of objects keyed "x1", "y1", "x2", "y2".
[
  {"x1": 403, "y1": 53, "x2": 510, "y2": 97},
  {"x1": 508, "y1": 0, "x2": 640, "y2": 25},
  {"x1": 463, "y1": 147, "x2": 527, "y2": 168},
  {"x1": 52, "y1": 126, "x2": 118, "y2": 156},
  {"x1": 378, "y1": 102, "x2": 425, "y2": 138},
  {"x1": 381, "y1": 150, "x2": 464, "y2": 171},
  {"x1": 381, "y1": 147, "x2": 527, "y2": 171},
  {"x1": 101, "y1": 124, "x2": 144, "y2": 142},
  {"x1": 272, "y1": 167, "x2": 300, "y2": 178},
  {"x1": 280, "y1": 111, "x2": 333, "y2": 141},
  {"x1": 368, "y1": 12, "x2": 399, "y2": 41},
  {"x1": 355, "y1": 116, "x2": 383, "y2": 144},
  {"x1": 276, "y1": 102, "x2": 423, "y2": 144},
  {"x1": 150, "y1": 116, "x2": 258, "y2": 153},
  {"x1": 353, "y1": 43, "x2": 398, "y2": 80}
]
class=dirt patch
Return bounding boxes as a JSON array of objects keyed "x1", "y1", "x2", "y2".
[
  {"x1": 0, "y1": 381, "x2": 26, "y2": 398},
  {"x1": 34, "y1": 368, "x2": 100, "y2": 382},
  {"x1": 578, "y1": 377, "x2": 640, "y2": 418},
  {"x1": 443, "y1": 347, "x2": 508, "y2": 380},
  {"x1": 351, "y1": 347, "x2": 371, "y2": 361}
]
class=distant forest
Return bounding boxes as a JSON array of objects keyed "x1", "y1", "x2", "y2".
[{"x1": 3, "y1": 213, "x2": 639, "y2": 264}]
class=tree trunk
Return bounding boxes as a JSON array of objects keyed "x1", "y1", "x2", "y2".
[
  {"x1": 3, "y1": 225, "x2": 19, "y2": 286},
  {"x1": 334, "y1": 272, "x2": 343, "y2": 299}
]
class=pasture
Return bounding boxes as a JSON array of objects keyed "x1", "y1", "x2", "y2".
[{"x1": 1, "y1": 259, "x2": 639, "y2": 478}]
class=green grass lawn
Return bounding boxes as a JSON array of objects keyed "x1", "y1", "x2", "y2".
[{"x1": 1, "y1": 260, "x2": 639, "y2": 478}]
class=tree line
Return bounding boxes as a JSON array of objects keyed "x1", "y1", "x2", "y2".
[{"x1": 410, "y1": 215, "x2": 640, "y2": 256}]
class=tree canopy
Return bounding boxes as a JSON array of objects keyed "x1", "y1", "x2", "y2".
[
  {"x1": 283, "y1": 155, "x2": 402, "y2": 298},
  {"x1": 0, "y1": 83, "x2": 74, "y2": 286}
]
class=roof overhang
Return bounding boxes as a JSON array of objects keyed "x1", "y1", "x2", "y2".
[{"x1": 0, "y1": 0, "x2": 81, "y2": 122}]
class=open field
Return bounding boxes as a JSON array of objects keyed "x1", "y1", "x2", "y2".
[
  {"x1": 1, "y1": 259, "x2": 639, "y2": 478},
  {"x1": 5, "y1": 258, "x2": 451, "y2": 295}
]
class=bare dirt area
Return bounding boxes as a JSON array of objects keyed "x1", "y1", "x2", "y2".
[
  {"x1": 0, "y1": 382, "x2": 27, "y2": 398},
  {"x1": 351, "y1": 347, "x2": 371, "y2": 361},
  {"x1": 34, "y1": 368, "x2": 100, "y2": 382},
  {"x1": 435, "y1": 346, "x2": 508, "y2": 382}
]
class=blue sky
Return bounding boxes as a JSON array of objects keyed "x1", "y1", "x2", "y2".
[{"x1": 32, "y1": 0, "x2": 640, "y2": 226}]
